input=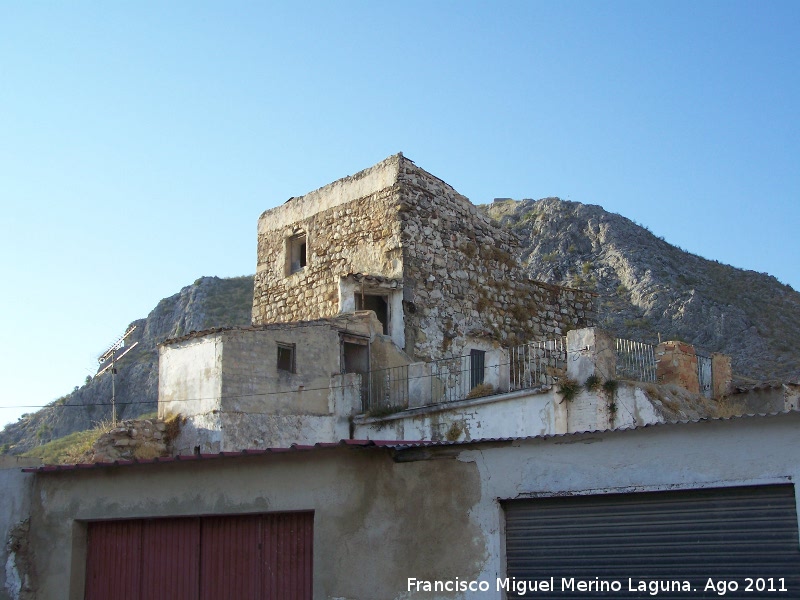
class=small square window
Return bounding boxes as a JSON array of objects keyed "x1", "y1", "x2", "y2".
[
  {"x1": 287, "y1": 233, "x2": 307, "y2": 274},
  {"x1": 277, "y1": 343, "x2": 296, "y2": 373}
]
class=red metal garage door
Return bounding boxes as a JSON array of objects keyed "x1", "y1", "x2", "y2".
[{"x1": 85, "y1": 512, "x2": 312, "y2": 600}]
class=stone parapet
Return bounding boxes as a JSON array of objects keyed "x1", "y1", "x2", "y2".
[
  {"x1": 711, "y1": 353, "x2": 732, "y2": 399},
  {"x1": 83, "y1": 418, "x2": 172, "y2": 463},
  {"x1": 656, "y1": 341, "x2": 700, "y2": 394}
]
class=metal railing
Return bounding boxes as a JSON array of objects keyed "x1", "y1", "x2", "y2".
[
  {"x1": 615, "y1": 338, "x2": 657, "y2": 383},
  {"x1": 361, "y1": 336, "x2": 717, "y2": 414},
  {"x1": 362, "y1": 338, "x2": 567, "y2": 414},
  {"x1": 363, "y1": 364, "x2": 409, "y2": 414},
  {"x1": 509, "y1": 338, "x2": 567, "y2": 391}
]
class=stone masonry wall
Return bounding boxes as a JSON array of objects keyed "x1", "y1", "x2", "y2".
[
  {"x1": 252, "y1": 154, "x2": 595, "y2": 362},
  {"x1": 80, "y1": 418, "x2": 172, "y2": 463},
  {"x1": 656, "y1": 341, "x2": 700, "y2": 394},
  {"x1": 252, "y1": 158, "x2": 402, "y2": 325},
  {"x1": 397, "y1": 159, "x2": 594, "y2": 360}
]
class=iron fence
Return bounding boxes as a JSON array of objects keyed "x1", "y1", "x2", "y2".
[
  {"x1": 615, "y1": 338, "x2": 657, "y2": 383},
  {"x1": 362, "y1": 364, "x2": 410, "y2": 414},
  {"x1": 428, "y1": 354, "x2": 474, "y2": 404},
  {"x1": 362, "y1": 336, "x2": 716, "y2": 414},
  {"x1": 362, "y1": 337, "x2": 568, "y2": 414},
  {"x1": 509, "y1": 338, "x2": 567, "y2": 391}
]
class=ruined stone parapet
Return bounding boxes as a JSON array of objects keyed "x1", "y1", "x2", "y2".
[
  {"x1": 82, "y1": 418, "x2": 172, "y2": 463},
  {"x1": 711, "y1": 353, "x2": 732, "y2": 399},
  {"x1": 656, "y1": 341, "x2": 700, "y2": 394}
]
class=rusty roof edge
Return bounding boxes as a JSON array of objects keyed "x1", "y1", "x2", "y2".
[
  {"x1": 21, "y1": 439, "x2": 423, "y2": 473},
  {"x1": 21, "y1": 410, "x2": 800, "y2": 474}
]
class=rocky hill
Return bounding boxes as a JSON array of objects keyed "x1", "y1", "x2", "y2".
[
  {"x1": 483, "y1": 198, "x2": 800, "y2": 384},
  {"x1": 3, "y1": 198, "x2": 798, "y2": 455},
  {"x1": 0, "y1": 276, "x2": 253, "y2": 455}
]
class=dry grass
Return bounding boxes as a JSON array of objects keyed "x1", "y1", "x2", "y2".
[
  {"x1": 163, "y1": 413, "x2": 182, "y2": 444},
  {"x1": 133, "y1": 443, "x2": 166, "y2": 460},
  {"x1": 445, "y1": 421, "x2": 465, "y2": 442},
  {"x1": 709, "y1": 397, "x2": 749, "y2": 419},
  {"x1": 557, "y1": 378, "x2": 581, "y2": 402},
  {"x1": 466, "y1": 383, "x2": 495, "y2": 399},
  {"x1": 21, "y1": 420, "x2": 115, "y2": 465}
]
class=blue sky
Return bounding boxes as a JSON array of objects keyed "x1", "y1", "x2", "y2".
[{"x1": 1, "y1": 1, "x2": 798, "y2": 430}]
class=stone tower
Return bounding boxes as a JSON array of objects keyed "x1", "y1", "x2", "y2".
[{"x1": 252, "y1": 153, "x2": 593, "y2": 362}]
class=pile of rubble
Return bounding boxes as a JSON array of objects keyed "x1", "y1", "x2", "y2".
[{"x1": 81, "y1": 417, "x2": 175, "y2": 463}]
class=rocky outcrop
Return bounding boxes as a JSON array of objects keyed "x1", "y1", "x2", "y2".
[{"x1": 483, "y1": 198, "x2": 800, "y2": 384}]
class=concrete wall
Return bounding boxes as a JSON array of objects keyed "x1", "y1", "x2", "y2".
[
  {"x1": 23, "y1": 412, "x2": 800, "y2": 599},
  {"x1": 1, "y1": 457, "x2": 39, "y2": 600},
  {"x1": 354, "y1": 381, "x2": 667, "y2": 442},
  {"x1": 355, "y1": 388, "x2": 563, "y2": 442},
  {"x1": 456, "y1": 412, "x2": 800, "y2": 597},
  {"x1": 220, "y1": 326, "x2": 344, "y2": 417},
  {"x1": 159, "y1": 313, "x2": 384, "y2": 452},
  {"x1": 158, "y1": 333, "x2": 223, "y2": 419},
  {"x1": 27, "y1": 447, "x2": 484, "y2": 600}
]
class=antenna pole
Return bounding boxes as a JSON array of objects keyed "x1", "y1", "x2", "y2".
[
  {"x1": 97, "y1": 326, "x2": 138, "y2": 427},
  {"x1": 111, "y1": 351, "x2": 116, "y2": 425}
]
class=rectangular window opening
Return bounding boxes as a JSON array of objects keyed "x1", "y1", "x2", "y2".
[
  {"x1": 277, "y1": 343, "x2": 296, "y2": 373},
  {"x1": 354, "y1": 293, "x2": 389, "y2": 335},
  {"x1": 288, "y1": 233, "x2": 307, "y2": 274},
  {"x1": 470, "y1": 349, "x2": 486, "y2": 389}
]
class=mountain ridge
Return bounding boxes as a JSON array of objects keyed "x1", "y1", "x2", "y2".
[{"x1": 483, "y1": 197, "x2": 799, "y2": 383}]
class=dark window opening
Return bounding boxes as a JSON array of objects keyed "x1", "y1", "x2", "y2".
[
  {"x1": 355, "y1": 293, "x2": 389, "y2": 335},
  {"x1": 470, "y1": 349, "x2": 486, "y2": 389},
  {"x1": 277, "y1": 343, "x2": 296, "y2": 373},
  {"x1": 342, "y1": 336, "x2": 370, "y2": 410},
  {"x1": 288, "y1": 234, "x2": 307, "y2": 274}
]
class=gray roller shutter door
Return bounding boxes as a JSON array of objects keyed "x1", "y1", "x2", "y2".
[{"x1": 504, "y1": 484, "x2": 800, "y2": 599}]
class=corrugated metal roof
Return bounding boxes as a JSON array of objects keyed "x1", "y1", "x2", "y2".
[
  {"x1": 23, "y1": 410, "x2": 800, "y2": 474},
  {"x1": 730, "y1": 381, "x2": 800, "y2": 394}
]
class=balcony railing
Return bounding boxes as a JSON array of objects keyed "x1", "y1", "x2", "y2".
[
  {"x1": 362, "y1": 338, "x2": 567, "y2": 414},
  {"x1": 361, "y1": 334, "x2": 720, "y2": 415}
]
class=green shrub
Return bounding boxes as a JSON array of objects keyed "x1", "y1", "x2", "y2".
[
  {"x1": 557, "y1": 378, "x2": 581, "y2": 402},
  {"x1": 603, "y1": 379, "x2": 619, "y2": 398},
  {"x1": 584, "y1": 374, "x2": 602, "y2": 392}
]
